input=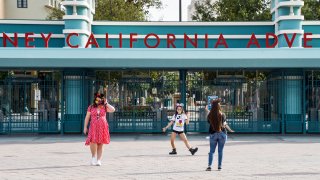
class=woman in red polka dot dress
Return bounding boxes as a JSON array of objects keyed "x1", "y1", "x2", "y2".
[{"x1": 83, "y1": 90, "x2": 115, "y2": 166}]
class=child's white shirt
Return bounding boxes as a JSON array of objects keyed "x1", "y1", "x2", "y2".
[{"x1": 171, "y1": 113, "x2": 188, "y2": 132}]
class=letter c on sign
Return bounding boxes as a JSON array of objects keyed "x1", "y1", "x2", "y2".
[{"x1": 66, "y1": 33, "x2": 79, "y2": 48}]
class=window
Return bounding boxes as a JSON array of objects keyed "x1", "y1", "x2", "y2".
[{"x1": 17, "y1": 0, "x2": 28, "y2": 8}]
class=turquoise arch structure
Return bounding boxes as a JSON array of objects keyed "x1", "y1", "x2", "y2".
[{"x1": 0, "y1": 0, "x2": 319, "y2": 134}]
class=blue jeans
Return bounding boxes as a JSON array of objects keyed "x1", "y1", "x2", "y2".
[{"x1": 208, "y1": 132, "x2": 227, "y2": 168}]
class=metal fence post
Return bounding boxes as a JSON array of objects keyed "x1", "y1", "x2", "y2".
[
  {"x1": 179, "y1": 70, "x2": 187, "y2": 133},
  {"x1": 281, "y1": 71, "x2": 285, "y2": 135},
  {"x1": 60, "y1": 71, "x2": 64, "y2": 135},
  {"x1": 303, "y1": 70, "x2": 306, "y2": 134}
]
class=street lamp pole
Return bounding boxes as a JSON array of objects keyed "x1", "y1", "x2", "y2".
[{"x1": 179, "y1": 0, "x2": 182, "y2": 22}]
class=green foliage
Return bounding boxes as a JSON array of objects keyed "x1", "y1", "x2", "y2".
[
  {"x1": 48, "y1": 0, "x2": 161, "y2": 21},
  {"x1": 95, "y1": 0, "x2": 144, "y2": 21},
  {"x1": 192, "y1": 0, "x2": 320, "y2": 21},
  {"x1": 192, "y1": 0, "x2": 217, "y2": 21},
  {"x1": 96, "y1": 71, "x2": 122, "y2": 83},
  {"x1": 245, "y1": 71, "x2": 267, "y2": 83},
  {"x1": 0, "y1": 72, "x2": 8, "y2": 80},
  {"x1": 302, "y1": 0, "x2": 320, "y2": 20},
  {"x1": 161, "y1": 72, "x2": 179, "y2": 94},
  {"x1": 146, "y1": 96, "x2": 154, "y2": 104},
  {"x1": 122, "y1": 105, "x2": 151, "y2": 111},
  {"x1": 46, "y1": 7, "x2": 65, "y2": 20},
  {"x1": 234, "y1": 105, "x2": 244, "y2": 112},
  {"x1": 192, "y1": 0, "x2": 272, "y2": 21},
  {"x1": 187, "y1": 72, "x2": 204, "y2": 91}
]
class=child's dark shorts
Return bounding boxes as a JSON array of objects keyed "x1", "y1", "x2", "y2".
[{"x1": 173, "y1": 130, "x2": 184, "y2": 134}]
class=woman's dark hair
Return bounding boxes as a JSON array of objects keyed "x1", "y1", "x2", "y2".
[
  {"x1": 208, "y1": 100, "x2": 222, "y2": 131},
  {"x1": 92, "y1": 92, "x2": 105, "y2": 107}
]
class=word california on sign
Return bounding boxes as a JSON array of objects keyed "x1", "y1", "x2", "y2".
[{"x1": 1, "y1": 32, "x2": 315, "y2": 48}]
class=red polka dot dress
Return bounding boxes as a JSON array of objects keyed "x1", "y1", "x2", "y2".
[{"x1": 85, "y1": 105, "x2": 110, "y2": 145}]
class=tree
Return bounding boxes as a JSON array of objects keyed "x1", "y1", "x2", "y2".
[
  {"x1": 302, "y1": 0, "x2": 320, "y2": 20},
  {"x1": 192, "y1": 0, "x2": 320, "y2": 22},
  {"x1": 191, "y1": 0, "x2": 216, "y2": 21},
  {"x1": 46, "y1": 7, "x2": 65, "y2": 20},
  {"x1": 192, "y1": 0, "x2": 272, "y2": 21},
  {"x1": 47, "y1": 0, "x2": 162, "y2": 21}
]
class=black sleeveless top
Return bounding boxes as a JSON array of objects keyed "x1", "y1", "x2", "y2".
[{"x1": 207, "y1": 113, "x2": 226, "y2": 134}]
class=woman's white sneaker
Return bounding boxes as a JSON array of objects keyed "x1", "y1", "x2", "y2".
[
  {"x1": 96, "y1": 160, "x2": 102, "y2": 166},
  {"x1": 91, "y1": 157, "x2": 97, "y2": 166}
]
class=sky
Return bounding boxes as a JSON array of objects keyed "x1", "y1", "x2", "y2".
[{"x1": 148, "y1": 0, "x2": 192, "y2": 21}]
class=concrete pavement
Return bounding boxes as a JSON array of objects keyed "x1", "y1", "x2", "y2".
[{"x1": 0, "y1": 134, "x2": 320, "y2": 180}]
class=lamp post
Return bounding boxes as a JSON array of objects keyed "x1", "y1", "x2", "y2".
[{"x1": 179, "y1": 0, "x2": 182, "y2": 22}]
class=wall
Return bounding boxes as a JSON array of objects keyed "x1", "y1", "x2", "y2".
[
  {"x1": 5, "y1": 0, "x2": 50, "y2": 19},
  {"x1": 0, "y1": 0, "x2": 5, "y2": 19}
]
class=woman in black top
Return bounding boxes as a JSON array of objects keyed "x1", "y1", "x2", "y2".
[{"x1": 206, "y1": 100, "x2": 233, "y2": 171}]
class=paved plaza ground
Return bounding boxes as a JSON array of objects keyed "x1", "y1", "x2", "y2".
[{"x1": 0, "y1": 133, "x2": 320, "y2": 180}]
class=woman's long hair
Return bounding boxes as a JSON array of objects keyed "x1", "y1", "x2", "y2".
[{"x1": 208, "y1": 101, "x2": 222, "y2": 131}]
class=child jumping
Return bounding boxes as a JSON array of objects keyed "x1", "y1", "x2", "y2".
[{"x1": 162, "y1": 103, "x2": 198, "y2": 155}]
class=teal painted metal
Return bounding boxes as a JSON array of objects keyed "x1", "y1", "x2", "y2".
[
  {"x1": 2, "y1": 48, "x2": 320, "y2": 69},
  {"x1": 278, "y1": 8, "x2": 290, "y2": 16},
  {"x1": 60, "y1": 72, "x2": 64, "y2": 135},
  {"x1": 0, "y1": 70, "x2": 315, "y2": 134},
  {"x1": 0, "y1": 38, "x2": 64, "y2": 48},
  {"x1": 179, "y1": 70, "x2": 187, "y2": 133},
  {"x1": 283, "y1": 71, "x2": 304, "y2": 133},
  {"x1": 306, "y1": 70, "x2": 320, "y2": 133},
  {"x1": 302, "y1": 39, "x2": 320, "y2": 48},
  {"x1": 0, "y1": 1, "x2": 318, "y2": 50},
  {"x1": 96, "y1": 39, "x2": 271, "y2": 48},
  {"x1": 278, "y1": 34, "x2": 302, "y2": 47},
  {"x1": 65, "y1": 79, "x2": 81, "y2": 114},
  {"x1": 273, "y1": 0, "x2": 304, "y2": 48},
  {"x1": 303, "y1": 70, "x2": 306, "y2": 134},
  {"x1": 184, "y1": 72, "x2": 284, "y2": 133},
  {"x1": 279, "y1": 20, "x2": 302, "y2": 30},
  {"x1": 86, "y1": 77, "x2": 169, "y2": 133},
  {"x1": 92, "y1": 24, "x2": 274, "y2": 35},
  {"x1": 281, "y1": 71, "x2": 285, "y2": 134},
  {"x1": 179, "y1": 70, "x2": 187, "y2": 107},
  {"x1": 65, "y1": 6, "x2": 73, "y2": 15},
  {"x1": 63, "y1": 71, "x2": 89, "y2": 133},
  {"x1": 0, "y1": 79, "x2": 60, "y2": 134},
  {"x1": 110, "y1": 111, "x2": 160, "y2": 133},
  {"x1": 0, "y1": 0, "x2": 319, "y2": 135},
  {"x1": 77, "y1": 7, "x2": 89, "y2": 16},
  {"x1": 308, "y1": 121, "x2": 320, "y2": 133},
  {"x1": 65, "y1": 20, "x2": 89, "y2": 30},
  {"x1": 303, "y1": 24, "x2": 320, "y2": 34},
  {"x1": 63, "y1": 0, "x2": 94, "y2": 48},
  {"x1": 270, "y1": 70, "x2": 304, "y2": 134},
  {"x1": 0, "y1": 23, "x2": 64, "y2": 34}
]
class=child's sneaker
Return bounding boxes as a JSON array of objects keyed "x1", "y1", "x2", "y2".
[
  {"x1": 91, "y1": 157, "x2": 97, "y2": 166},
  {"x1": 169, "y1": 148, "x2": 177, "y2": 155},
  {"x1": 189, "y1": 147, "x2": 198, "y2": 155}
]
